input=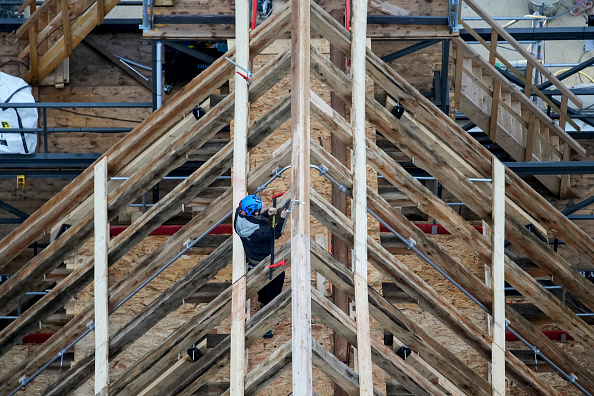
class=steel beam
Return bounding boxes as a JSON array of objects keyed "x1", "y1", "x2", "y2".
[
  {"x1": 380, "y1": 40, "x2": 440, "y2": 62},
  {"x1": 461, "y1": 27, "x2": 594, "y2": 42},
  {"x1": 0, "y1": 200, "x2": 29, "y2": 220}
]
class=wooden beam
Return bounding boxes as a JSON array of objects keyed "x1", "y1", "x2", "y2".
[
  {"x1": 109, "y1": 242, "x2": 292, "y2": 396},
  {"x1": 83, "y1": 37, "x2": 151, "y2": 92},
  {"x1": 0, "y1": 128, "x2": 292, "y2": 395},
  {"x1": 462, "y1": 0, "x2": 582, "y2": 109},
  {"x1": 329, "y1": 9, "x2": 351, "y2": 395},
  {"x1": 230, "y1": 0, "x2": 250, "y2": 393},
  {"x1": 290, "y1": 0, "x2": 312, "y2": 394},
  {"x1": 309, "y1": 43, "x2": 594, "y2": 336},
  {"x1": 310, "y1": 240, "x2": 491, "y2": 396},
  {"x1": 94, "y1": 158, "x2": 109, "y2": 396},
  {"x1": 0, "y1": 5, "x2": 290, "y2": 277},
  {"x1": 311, "y1": 339, "x2": 384, "y2": 396},
  {"x1": 221, "y1": 340, "x2": 292, "y2": 396},
  {"x1": 311, "y1": 288, "x2": 444, "y2": 396},
  {"x1": 0, "y1": 49, "x2": 291, "y2": 323},
  {"x1": 491, "y1": 159, "x2": 505, "y2": 396},
  {"x1": 309, "y1": 188, "x2": 557, "y2": 395},
  {"x1": 146, "y1": 287, "x2": 292, "y2": 396},
  {"x1": 350, "y1": 0, "x2": 373, "y2": 394}
]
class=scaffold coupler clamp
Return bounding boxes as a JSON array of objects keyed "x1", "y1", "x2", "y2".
[
  {"x1": 569, "y1": 374, "x2": 578, "y2": 384},
  {"x1": 183, "y1": 239, "x2": 195, "y2": 251},
  {"x1": 87, "y1": 321, "x2": 95, "y2": 331},
  {"x1": 405, "y1": 237, "x2": 416, "y2": 250}
]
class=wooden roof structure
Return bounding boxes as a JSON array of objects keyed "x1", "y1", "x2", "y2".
[{"x1": 1, "y1": 0, "x2": 594, "y2": 395}]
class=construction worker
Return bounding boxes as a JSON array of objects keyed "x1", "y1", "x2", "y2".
[{"x1": 234, "y1": 194, "x2": 287, "y2": 338}]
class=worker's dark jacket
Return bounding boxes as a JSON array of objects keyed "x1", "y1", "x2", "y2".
[{"x1": 233, "y1": 207, "x2": 285, "y2": 263}]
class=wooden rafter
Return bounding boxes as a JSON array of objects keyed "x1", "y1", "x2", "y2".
[
  {"x1": 310, "y1": 88, "x2": 594, "y2": 390},
  {"x1": 0, "y1": 4, "x2": 292, "y2": 277},
  {"x1": 110, "y1": 241, "x2": 292, "y2": 396},
  {"x1": 309, "y1": 39, "x2": 594, "y2": 341},
  {"x1": 309, "y1": 187, "x2": 557, "y2": 395},
  {"x1": 311, "y1": 287, "x2": 445, "y2": 396},
  {"x1": 310, "y1": 240, "x2": 491, "y2": 396}
]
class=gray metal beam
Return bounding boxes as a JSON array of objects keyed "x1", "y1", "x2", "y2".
[{"x1": 381, "y1": 40, "x2": 440, "y2": 62}]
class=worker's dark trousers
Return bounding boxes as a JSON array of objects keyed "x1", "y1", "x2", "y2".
[{"x1": 257, "y1": 271, "x2": 285, "y2": 307}]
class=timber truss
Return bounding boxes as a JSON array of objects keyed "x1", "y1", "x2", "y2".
[{"x1": 1, "y1": 1, "x2": 594, "y2": 395}]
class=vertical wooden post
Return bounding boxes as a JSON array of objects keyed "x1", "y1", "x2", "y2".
[
  {"x1": 488, "y1": 31, "x2": 498, "y2": 66},
  {"x1": 230, "y1": 0, "x2": 249, "y2": 394},
  {"x1": 491, "y1": 158, "x2": 506, "y2": 396},
  {"x1": 28, "y1": 27, "x2": 39, "y2": 84},
  {"x1": 329, "y1": 9, "x2": 351, "y2": 396},
  {"x1": 291, "y1": 0, "x2": 312, "y2": 393},
  {"x1": 60, "y1": 0, "x2": 71, "y2": 57},
  {"x1": 351, "y1": 0, "x2": 372, "y2": 394},
  {"x1": 488, "y1": 82, "x2": 500, "y2": 141},
  {"x1": 559, "y1": 96, "x2": 571, "y2": 198},
  {"x1": 453, "y1": 42, "x2": 464, "y2": 111},
  {"x1": 524, "y1": 63, "x2": 533, "y2": 99},
  {"x1": 94, "y1": 157, "x2": 109, "y2": 396}
]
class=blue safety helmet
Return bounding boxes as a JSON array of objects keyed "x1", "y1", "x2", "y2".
[{"x1": 241, "y1": 195, "x2": 263, "y2": 216}]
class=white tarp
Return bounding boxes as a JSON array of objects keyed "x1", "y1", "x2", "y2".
[{"x1": 0, "y1": 72, "x2": 38, "y2": 154}]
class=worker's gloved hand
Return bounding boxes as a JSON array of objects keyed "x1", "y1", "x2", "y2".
[{"x1": 280, "y1": 208, "x2": 287, "y2": 218}]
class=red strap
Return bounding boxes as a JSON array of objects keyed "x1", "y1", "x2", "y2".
[
  {"x1": 272, "y1": 192, "x2": 285, "y2": 199},
  {"x1": 268, "y1": 259, "x2": 285, "y2": 269}
]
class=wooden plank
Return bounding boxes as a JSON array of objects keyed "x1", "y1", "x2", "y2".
[
  {"x1": 350, "y1": 0, "x2": 373, "y2": 394},
  {"x1": 559, "y1": 96, "x2": 571, "y2": 198},
  {"x1": 523, "y1": 113, "x2": 536, "y2": 162},
  {"x1": 94, "y1": 158, "x2": 110, "y2": 396},
  {"x1": 0, "y1": 110, "x2": 292, "y2": 393},
  {"x1": 491, "y1": 159, "x2": 505, "y2": 396},
  {"x1": 463, "y1": 0, "x2": 582, "y2": 109},
  {"x1": 60, "y1": 0, "x2": 71, "y2": 57},
  {"x1": 489, "y1": 82, "x2": 500, "y2": 141},
  {"x1": 524, "y1": 63, "x2": 533, "y2": 99},
  {"x1": 28, "y1": 26, "x2": 39, "y2": 84},
  {"x1": 308, "y1": 99, "x2": 594, "y2": 392},
  {"x1": 328, "y1": 12, "x2": 351, "y2": 395},
  {"x1": 290, "y1": 0, "x2": 312, "y2": 394},
  {"x1": 453, "y1": 38, "x2": 584, "y2": 156},
  {"x1": 310, "y1": 241, "x2": 491, "y2": 396},
  {"x1": 83, "y1": 37, "x2": 151, "y2": 91},
  {"x1": 453, "y1": 43, "x2": 464, "y2": 109},
  {"x1": 310, "y1": 37, "x2": 594, "y2": 323},
  {"x1": 0, "y1": 2, "x2": 290, "y2": 279},
  {"x1": 311, "y1": 339, "x2": 384, "y2": 396},
  {"x1": 368, "y1": 0, "x2": 410, "y2": 16},
  {"x1": 221, "y1": 340, "x2": 292, "y2": 396},
  {"x1": 109, "y1": 242, "x2": 291, "y2": 396},
  {"x1": 311, "y1": 288, "x2": 444, "y2": 396},
  {"x1": 230, "y1": 0, "x2": 250, "y2": 394},
  {"x1": 310, "y1": 189, "x2": 557, "y2": 396}
]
